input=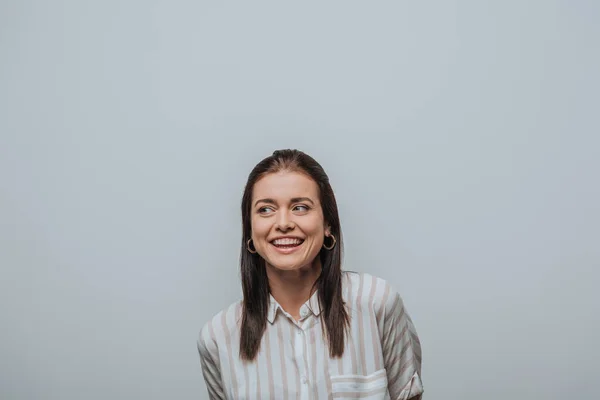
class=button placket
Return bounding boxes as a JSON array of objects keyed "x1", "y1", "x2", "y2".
[{"x1": 294, "y1": 327, "x2": 310, "y2": 400}]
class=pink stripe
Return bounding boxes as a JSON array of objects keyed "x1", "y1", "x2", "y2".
[
  {"x1": 264, "y1": 327, "x2": 275, "y2": 399},
  {"x1": 323, "y1": 339, "x2": 332, "y2": 400},
  {"x1": 347, "y1": 275, "x2": 358, "y2": 374},
  {"x1": 207, "y1": 321, "x2": 219, "y2": 369},
  {"x1": 310, "y1": 327, "x2": 319, "y2": 400},
  {"x1": 337, "y1": 272, "x2": 350, "y2": 375},
  {"x1": 277, "y1": 320, "x2": 289, "y2": 400},
  {"x1": 376, "y1": 283, "x2": 390, "y2": 322},
  {"x1": 356, "y1": 273, "x2": 366, "y2": 374},
  {"x1": 256, "y1": 360, "x2": 261, "y2": 399},
  {"x1": 288, "y1": 322, "x2": 301, "y2": 400},
  {"x1": 368, "y1": 275, "x2": 382, "y2": 370},
  {"x1": 387, "y1": 324, "x2": 410, "y2": 367},
  {"x1": 244, "y1": 362, "x2": 250, "y2": 400},
  {"x1": 202, "y1": 320, "x2": 222, "y2": 397},
  {"x1": 302, "y1": 331, "x2": 310, "y2": 391},
  {"x1": 221, "y1": 310, "x2": 238, "y2": 399},
  {"x1": 398, "y1": 355, "x2": 414, "y2": 377},
  {"x1": 387, "y1": 293, "x2": 404, "y2": 322},
  {"x1": 389, "y1": 356, "x2": 416, "y2": 391}
]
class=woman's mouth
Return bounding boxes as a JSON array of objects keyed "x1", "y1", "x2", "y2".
[{"x1": 270, "y1": 237, "x2": 304, "y2": 252}]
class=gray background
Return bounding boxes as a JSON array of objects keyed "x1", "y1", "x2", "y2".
[{"x1": 1, "y1": 1, "x2": 599, "y2": 399}]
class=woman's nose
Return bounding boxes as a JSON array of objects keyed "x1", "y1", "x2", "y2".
[{"x1": 276, "y1": 210, "x2": 295, "y2": 231}]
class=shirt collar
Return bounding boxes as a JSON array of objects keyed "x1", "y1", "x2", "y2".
[{"x1": 267, "y1": 290, "x2": 321, "y2": 324}]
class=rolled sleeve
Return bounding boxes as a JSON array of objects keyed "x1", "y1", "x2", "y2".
[{"x1": 382, "y1": 289, "x2": 424, "y2": 399}]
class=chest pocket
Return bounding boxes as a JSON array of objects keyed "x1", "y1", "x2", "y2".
[{"x1": 330, "y1": 368, "x2": 389, "y2": 399}]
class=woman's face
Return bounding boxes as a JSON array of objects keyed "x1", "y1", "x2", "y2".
[{"x1": 251, "y1": 170, "x2": 328, "y2": 272}]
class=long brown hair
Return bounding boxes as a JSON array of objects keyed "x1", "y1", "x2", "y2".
[{"x1": 239, "y1": 149, "x2": 349, "y2": 361}]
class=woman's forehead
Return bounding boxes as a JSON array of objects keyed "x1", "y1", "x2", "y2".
[{"x1": 253, "y1": 171, "x2": 319, "y2": 200}]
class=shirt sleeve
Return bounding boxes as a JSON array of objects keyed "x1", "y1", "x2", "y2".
[
  {"x1": 197, "y1": 321, "x2": 225, "y2": 400},
  {"x1": 382, "y1": 288, "x2": 424, "y2": 400}
]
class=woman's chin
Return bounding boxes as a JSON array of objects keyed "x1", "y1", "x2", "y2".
[
  {"x1": 267, "y1": 263, "x2": 303, "y2": 272},
  {"x1": 265, "y1": 259, "x2": 316, "y2": 273}
]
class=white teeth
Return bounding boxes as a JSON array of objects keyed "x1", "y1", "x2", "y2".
[{"x1": 272, "y1": 238, "x2": 303, "y2": 246}]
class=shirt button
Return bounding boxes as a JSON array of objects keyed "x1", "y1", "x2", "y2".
[
  {"x1": 300, "y1": 306, "x2": 308, "y2": 318},
  {"x1": 301, "y1": 376, "x2": 308, "y2": 384}
]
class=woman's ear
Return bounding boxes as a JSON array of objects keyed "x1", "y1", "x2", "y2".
[{"x1": 324, "y1": 225, "x2": 331, "y2": 236}]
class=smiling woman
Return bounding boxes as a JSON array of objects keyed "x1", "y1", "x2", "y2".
[
  {"x1": 197, "y1": 149, "x2": 424, "y2": 400},
  {"x1": 251, "y1": 172, "x2": 328, "y2": 276}
]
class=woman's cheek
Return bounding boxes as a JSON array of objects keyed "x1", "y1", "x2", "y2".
[{"x1": 251, "y1": 219, "x2": 270, "y2": 243}]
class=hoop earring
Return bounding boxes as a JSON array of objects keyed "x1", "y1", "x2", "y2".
[
  {"x1": 247, "y1": 239, "x2": 257, "y2": 254},
  {"x1": 323, "y1": 234, "x2": 336, "y2": 250}
]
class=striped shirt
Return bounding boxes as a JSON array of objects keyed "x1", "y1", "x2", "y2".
[{"x1": 197, "y1": 272, "x2": 424, "y2": 399}]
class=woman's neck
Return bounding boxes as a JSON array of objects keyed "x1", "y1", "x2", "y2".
[{"x1": 266, "y1": 259, "x2": 321, "y2": 320}]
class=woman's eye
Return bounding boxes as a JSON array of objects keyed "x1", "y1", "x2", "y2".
[
  {"x1": 294, "y1": 205, "x2": 309, "y2": 212},
  {"x1": 258, "y1": 207, "x2": 274, "y2": 214}
]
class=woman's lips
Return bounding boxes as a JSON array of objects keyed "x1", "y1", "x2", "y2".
[{"x1": 270, "y1": 241, "x2": 303, "y2": 254}]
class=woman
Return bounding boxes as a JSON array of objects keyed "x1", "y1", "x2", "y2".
[{"x1": 198, "y1": 149, "x2": 424, "y2": 399}]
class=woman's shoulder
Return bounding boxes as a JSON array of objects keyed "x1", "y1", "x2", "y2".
[
  {"x1": 342, "y1": 271, "x2": 403, "y2": 314},
  {"x1": 198, "y1": 300, "x2": 242, "y2": 350}
]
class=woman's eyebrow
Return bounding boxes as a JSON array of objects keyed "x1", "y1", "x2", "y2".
[
  {"x1": 290, "y1": 197, "x2": 314, "y2": 205},
  {"x1": 254, "y1": 198, "x2": 276, "y2": 207},
  {"x1": 254, "y1": 197, "x2": 315, "y2": 207}
]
